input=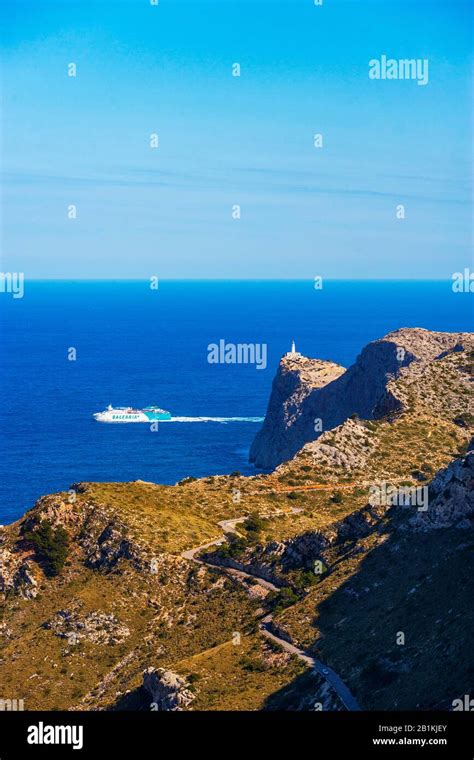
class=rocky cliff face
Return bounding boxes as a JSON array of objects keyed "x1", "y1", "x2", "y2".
[
  {"x1": 250, "y1": 328, "x2": 472, "y2": 470},
  {"x1": 409, "y1": 442, "x2": 474, "y2": 531},
  {"x1": 249, "y1": 353, "x2": 345, "y2": 469},
  {"x1": 143, "y1": 668, "x2": 195, "y2": 711},
  {"x1": 0, "y1": 544, "x2": 37, "y2": 600}
]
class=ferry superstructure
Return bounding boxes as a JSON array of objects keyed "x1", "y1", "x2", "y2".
[{"x1": 93, "y1": 405, "x2": 171, "y2": 423}]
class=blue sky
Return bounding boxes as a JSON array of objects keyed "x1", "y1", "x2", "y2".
[{"x1": 1, "y1": 0, "x2": 472, "y2": 278}]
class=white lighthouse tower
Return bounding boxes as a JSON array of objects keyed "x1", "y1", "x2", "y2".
[{"x1": 286, "y1": 339, "x2": 298, "y2": 357}]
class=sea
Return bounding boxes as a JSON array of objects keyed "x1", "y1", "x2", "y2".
[{"x1": 0, "y1": 279, "x2": 472, "y2": 524}]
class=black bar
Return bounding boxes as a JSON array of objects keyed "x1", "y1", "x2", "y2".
[{"x1": 0, "y1": 711, "x2": 472, "y2": 758}]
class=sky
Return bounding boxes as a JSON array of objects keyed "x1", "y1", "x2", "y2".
[{"x1": 0, "y1": 0, "x2": 472, "y2": 279}]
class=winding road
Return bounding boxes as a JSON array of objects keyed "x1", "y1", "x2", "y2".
[
  {"x1": 181, "y1": 510, "x2": 361, "y2": 711},
  {"x1": 181, "y1": 515, "x2": 281, "y2": 591}
]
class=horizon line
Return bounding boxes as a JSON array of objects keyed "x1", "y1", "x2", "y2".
[{"x1": 9, "y1": 277, "x2": 461, "y2": 283}]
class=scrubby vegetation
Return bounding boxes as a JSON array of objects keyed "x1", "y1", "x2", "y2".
[{"x1": 23, "y1": 520, "x2": 69, "y2": 576}]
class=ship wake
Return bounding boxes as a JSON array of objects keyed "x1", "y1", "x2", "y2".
[{"x1": 167, "y1": 416, "x2": 263, "y2": 424}]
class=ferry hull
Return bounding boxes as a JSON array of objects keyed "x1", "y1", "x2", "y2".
[
  {"x1": 93, "y1": 408, "x2": 172, "y2": 423},
  {"x1": 94, "y1": 412, "x2": 148, "y2": 423}
]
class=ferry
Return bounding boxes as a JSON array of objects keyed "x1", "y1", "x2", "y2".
[{"x1": 93, "y1": 405, "x2": 172, "y2": 423}]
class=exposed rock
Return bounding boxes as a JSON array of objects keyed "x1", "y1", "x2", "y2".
[
  {"x1": 201, "y1": 550, "x2": 284, "y2": 587},
  {"x1": 249, "y1": 354, "x2": 345, "y2": 469},
  {"x1": 278, "y1": 501, "x2": 387, "y2": 571},
  {"x1": 20, "y1": 488, "x2": 148, "y2": 573},
  {"x1": 301, "y1": 418, "x2": 378, "y2": 472},
  {"x1": 0, "y1": 549, "x2": 38, "y2": 600},
  {"x1": 21, "y1": 493, "x2": 85, "y2": 534},
  {"x1": 14, "y1": 560, "x2": 38, "y2": 600},
  {"x1": 143, "y1": 667, "x2": 195, "y2": 711},
  {"x1": 409, "y1": 445, "x2": 474, "y2": 531},
  {"x1": 250, "y1": 328, "x2": 472, "y2": 470},
  {"x1": 43, "y1": 609, "x2": 130, "y2": 645},
  {"x1": 261, "y1": 641, "x2": 291, "y2": 668},
  {"x1": 244, "y1": 581, "x2": 270, "y2": 600},
  {"x1": 84, "y1": 521, "x2": 137, "y2": 570},
  {"x1": 0, "y1": 622, "x2": 13, "y2": 639}
]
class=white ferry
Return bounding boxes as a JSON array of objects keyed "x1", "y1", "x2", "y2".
[{"x1": 93, "y1": 405, "x2": 172, "y2": 423}]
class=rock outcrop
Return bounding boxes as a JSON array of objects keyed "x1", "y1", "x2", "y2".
[
  {"x1": 22, "y1": 491, "x2": 145, "y2": 573},
  {"x1": 44, "y1": 609, "x2": 130, "y2": 645},
  {"x1": 0, "y1": 539, "x2": 38, "y2": 601},
  {"x1": 409, "y1": 443, "x2": 474, "y2": 531},
  {"x1": 143, "y1": 668, "x2": 195, "y2": 711},
  {"x1": 250, "y1": 328, "x2": 472, "y2": 469},
  {"x1": 301, "y1": 417, "x2": 378, "y2": 472},
  {"x1": 249, "y1": 352, "x2": 345, "y2": 469}
]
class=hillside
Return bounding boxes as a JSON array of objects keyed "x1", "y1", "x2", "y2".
[{"x1": 0, "y1": 328, "x2": 472, "y2": 711}]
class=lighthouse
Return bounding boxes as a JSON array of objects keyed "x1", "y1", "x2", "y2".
[{"x1": 285, "y1": 340, "x2": 298, "y2": 357}]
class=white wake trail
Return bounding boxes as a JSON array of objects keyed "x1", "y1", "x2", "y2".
[{"x1": 166, "y1": 416, "x2": 264, "y2": 424}]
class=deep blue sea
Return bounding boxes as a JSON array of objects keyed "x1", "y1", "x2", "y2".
[{"x1": 0, "y1": 280, "x2": 472, "y2": 524}]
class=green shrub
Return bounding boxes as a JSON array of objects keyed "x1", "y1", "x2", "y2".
[
  {"x1": 269, "y1": 586, "x2": 300, "y2": 614},
  {"x1": 241, "y1": 656, "x2": 267, "y2": 673},
  {"x1": 292, "y1": 570, "x2": 320, "y2": 590},
  {"x1": 243, "y1": 512, "x2": 266, "y2": 533},
  {"x1": 216, "y1": 533, "x2": 248, "y2": 559},
  {"x1": 24, "y1": 520, "x2": 69, "y2": 577}
]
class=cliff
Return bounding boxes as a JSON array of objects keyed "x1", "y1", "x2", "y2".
[
  {"x1": 250, "y1": 328, "x2": 473, "y2": 469},
  {"x1": 248, "y1": 353, "x2": 345, "y2": 469},
  {"x1": 409, "y1": 441, "x2": 474, "y2": 531}
]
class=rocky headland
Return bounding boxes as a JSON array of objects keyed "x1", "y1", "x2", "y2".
[{"x1": 250, "y1": 328, "x2": 472, "y2": 469}]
